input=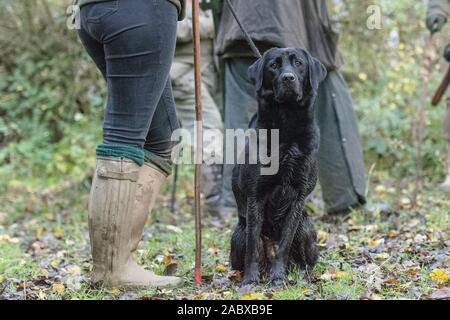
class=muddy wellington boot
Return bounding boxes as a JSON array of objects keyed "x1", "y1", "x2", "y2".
[{"x1": 88, "y1": 157, "x2": 182, "y2": 288}]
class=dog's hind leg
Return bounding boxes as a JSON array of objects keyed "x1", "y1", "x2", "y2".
[
  {"x1": 230, "y1": 216, "x2": 246, "y2": 272},
  {"x1": 230, "y1": 179, "x2": 247, "y2": 272},
  {"x1": 289, "y1": 211, "x2": 318, "y2": 271}
]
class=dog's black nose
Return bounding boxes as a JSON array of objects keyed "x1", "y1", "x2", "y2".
[{"x1": 282, "y1": 73, "x2": 296, "y2": 82}]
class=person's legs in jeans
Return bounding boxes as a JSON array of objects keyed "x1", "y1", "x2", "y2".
[
  {"x1": 79, "y1": 0, "x2": 179, "y2": 160},
  {"x1": 143, "y1": 77, "x2": 180, "y2": 174},
  {"x1": 77, "y1": 0, "x2": 181, "y2": 287}
]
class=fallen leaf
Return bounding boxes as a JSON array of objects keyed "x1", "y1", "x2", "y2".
[
  {"x1": 240, "y1": 292, "x2": 264, "y2": 300},
  {"x1": 370, "y1": 294, "x2": 383, "y2": 300},
  {"x1": 402, "y1": 261, "x2": 419, "y2": 270},
  {"x1": 228, "y1": 271, "x2": 241, "y2": 282},
  {"x1": 208, "y1": 243, "x2": 219, "y2": 255},
  {"x1": 53, "y1": 227, "x2": 64, "y2": 239},
  {"x1": 369, "y1": 238, "x2": 385, "y2": 247},
  {"x1": 320, "y1": 270, "x2": 348, "y2": 281},
  {"x1": 374, "y1": 185, "x2": 387, "y2": 195},
  {"x1": 375, "y1": 252, "x2": 390, "y2": 260},
  {"x1": 50, "y1": 259, "x2": 61, "y2": 269},
  {"x1": 359, "y1": 294, "x2": 383, "y2": 301},
  {"x1": 215, "y1": 264, "x2": 227, "y2": 272},
  {"x1": 413, "y1": 234, "x2": 427, "y2": 243},
  {"x1": 56, "y1": 250, "x2": 66, "y2": 259},
  {"x1": 51, "y1": 283, "x2": 65, "y2": 294},
  {"x1": 430, "y1": 287, "x2": 450, "y2": 300},
  {"x1": 408, "y1": 219, "x2": 421, "y2": 228},
  {"x1": 383, "y1": 277, "x2": 399, "y2": 287},
  {"x1": 430, "y1": 269, "x2": 450, "y2": 285},
  {"x1": 0, "y1": 235, "x2": 20, "y2": 244},
  {"x1": 163, "y1": 247, "x2": 174, "y2": 256},
  {"x1": 110, "y1": 288, "x2": 121, "y2": 294},
  {"x1": 317, "y1": 230, "x2": 329, "y2": 244},
  {"x1": 387, "y1": 230, "x2": 398, "y2": 238},
  {"x1": 193, "y1": 293, "x2": 204, "y2": 300},
  {"x1": 163, "y1": 255, "x2": 174, "y2": 265},
  {"x1": 166, "y1": 225, "x2": 182, "y2": 234},
  {"x1": 265, "y1": 292, "x2": 274, "y2": 299},
  {"x1": 212, "y1": 277, "x2": 231, "y2": 286},
  {"x1": 38, "y1": 290, "x2": 47, "y2": 300},
  {"x1": 35, "y1": 227, "x2": 43, "y2": 239},
  {"x1": 0, "y1": 275, "x2": 4, "y2": 282},
  {"x1": 163, "y1": 262, "x2": 179, "y2": 276},
  {"x1": 68, "y1": 265, "x2": 81, "y2": 275},
  {"x1": 44, "y1": 213, "x2": 55, "y2": 221},
  {"x1": 186, "y1": 190, "x2": 195, "y2": 199},
  {"x1": 400, "y1": 198, "x2": 412, "y2": 209}
]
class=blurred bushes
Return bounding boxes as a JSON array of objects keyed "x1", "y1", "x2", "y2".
[
  {"x1": 0, "y1": 0, "x2": 104, "y2": 191},
  {"x1": 332, "y1": 0, "x2": 449, "y2": 186},
  {"x1": 0, "y1": 0, "x2": 449, "y2": 193}
]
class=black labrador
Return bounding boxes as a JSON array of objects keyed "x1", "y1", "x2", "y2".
[{"x1": 230, "y1": 48, "x2": 327, "y2": 286}]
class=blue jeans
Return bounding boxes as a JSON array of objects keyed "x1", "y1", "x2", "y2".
[{"x1": 78, "y1": 0, "x2": 179, "y2": 159}]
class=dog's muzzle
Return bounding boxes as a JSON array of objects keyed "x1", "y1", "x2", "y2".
[
  {"x1": 282, "y1": 73, "x2": 296, "y2": 83},
  {"x1": 276, "y1": 73, "x2": 302, "y2": 103}
]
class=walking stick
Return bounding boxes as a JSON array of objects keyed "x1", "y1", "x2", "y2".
[
  {"x1": 192, "y1": 0, "x2": 203, "y2": 285},
  {"x1": 432, "y1": 66, "x2": 450, "y2": 106},
  {"x1": 170, "y1": 163, "x2": 179, "y2": 213}
]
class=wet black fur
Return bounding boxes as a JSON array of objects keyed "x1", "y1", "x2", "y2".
[{"x1": 230, "y1": 48, "x2": 327, "y2": 286}]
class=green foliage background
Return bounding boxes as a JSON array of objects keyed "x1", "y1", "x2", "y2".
[{"x1": 0, "y1": 0, "x2": 449, "y2": 193}]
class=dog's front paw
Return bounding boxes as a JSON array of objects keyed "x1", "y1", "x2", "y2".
[
  {"x1": 269, "y1": 262, "x2": 287, "y2": 288},
  {"x1": 241, "y1": 272, "x2": 260, "y2": 287}
]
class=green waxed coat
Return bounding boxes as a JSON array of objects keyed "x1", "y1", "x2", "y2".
[
  {"x1": 427, "y1": 0, "x2": 450, "y2": 18},
  {"x1": 215, "y1": 0, "x2": 344, "y2": 71},
  {"x1": 74, "y1": 0, "x2": 186, "y2": 21}
]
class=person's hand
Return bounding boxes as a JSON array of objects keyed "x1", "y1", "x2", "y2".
[
  {"x1": 200, "y1": 0, "x2": 223, "y2": 12},
  {"x1": 426, "y1": 14, "x2": 447, "y2": 33},
  {"x1": 444, "y1": 44, "x2": 450, "y2": 63},
  {"x1": 200, "y1": 0, "x2": 212, "y2": 10}
]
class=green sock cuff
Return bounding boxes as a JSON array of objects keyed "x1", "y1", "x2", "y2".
[
  {"x1": 96, "y1": 144, "x2": 145, "y2": 166},
  {"x1": 143, "y1": 149, "x2": 173, "y2": 176}
]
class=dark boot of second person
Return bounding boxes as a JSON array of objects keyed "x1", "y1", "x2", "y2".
[{"x1": 202, "y1": 164, "x2": 224, "y2": 217}]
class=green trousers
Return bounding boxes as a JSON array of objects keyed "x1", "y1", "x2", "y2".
[{"x1": 171, "y1": 59, "x2": 224, "y2": 156}]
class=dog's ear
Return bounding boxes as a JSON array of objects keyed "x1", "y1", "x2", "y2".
[
  {"x1": 309, "y1": 56, "x2": 327, "y2": 94},
  {"x1": 247, "y1": 57, "x2": 265, "y2": 92},
  {"x1": 307, "y1": 54, "x2": 327, "y2": 95},
  {"x1": 296, "y1": 49, "x2": 327, "y2": 95}
]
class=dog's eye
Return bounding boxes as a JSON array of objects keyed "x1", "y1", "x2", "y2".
[
  {"x1": 294, "y1": 60, "x2": 303, "y2": 67},
  {"x1": 270, "y1": 62, "x2": 278, "y2": 69}
]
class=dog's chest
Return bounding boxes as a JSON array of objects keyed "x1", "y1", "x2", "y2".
[{"x1": 259, "y1": 143, "x2": 317, "y2": 196}]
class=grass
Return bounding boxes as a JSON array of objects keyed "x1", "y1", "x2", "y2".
[{"x1": 0, "y1": 165, "x2": 449, "y2": 300}]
